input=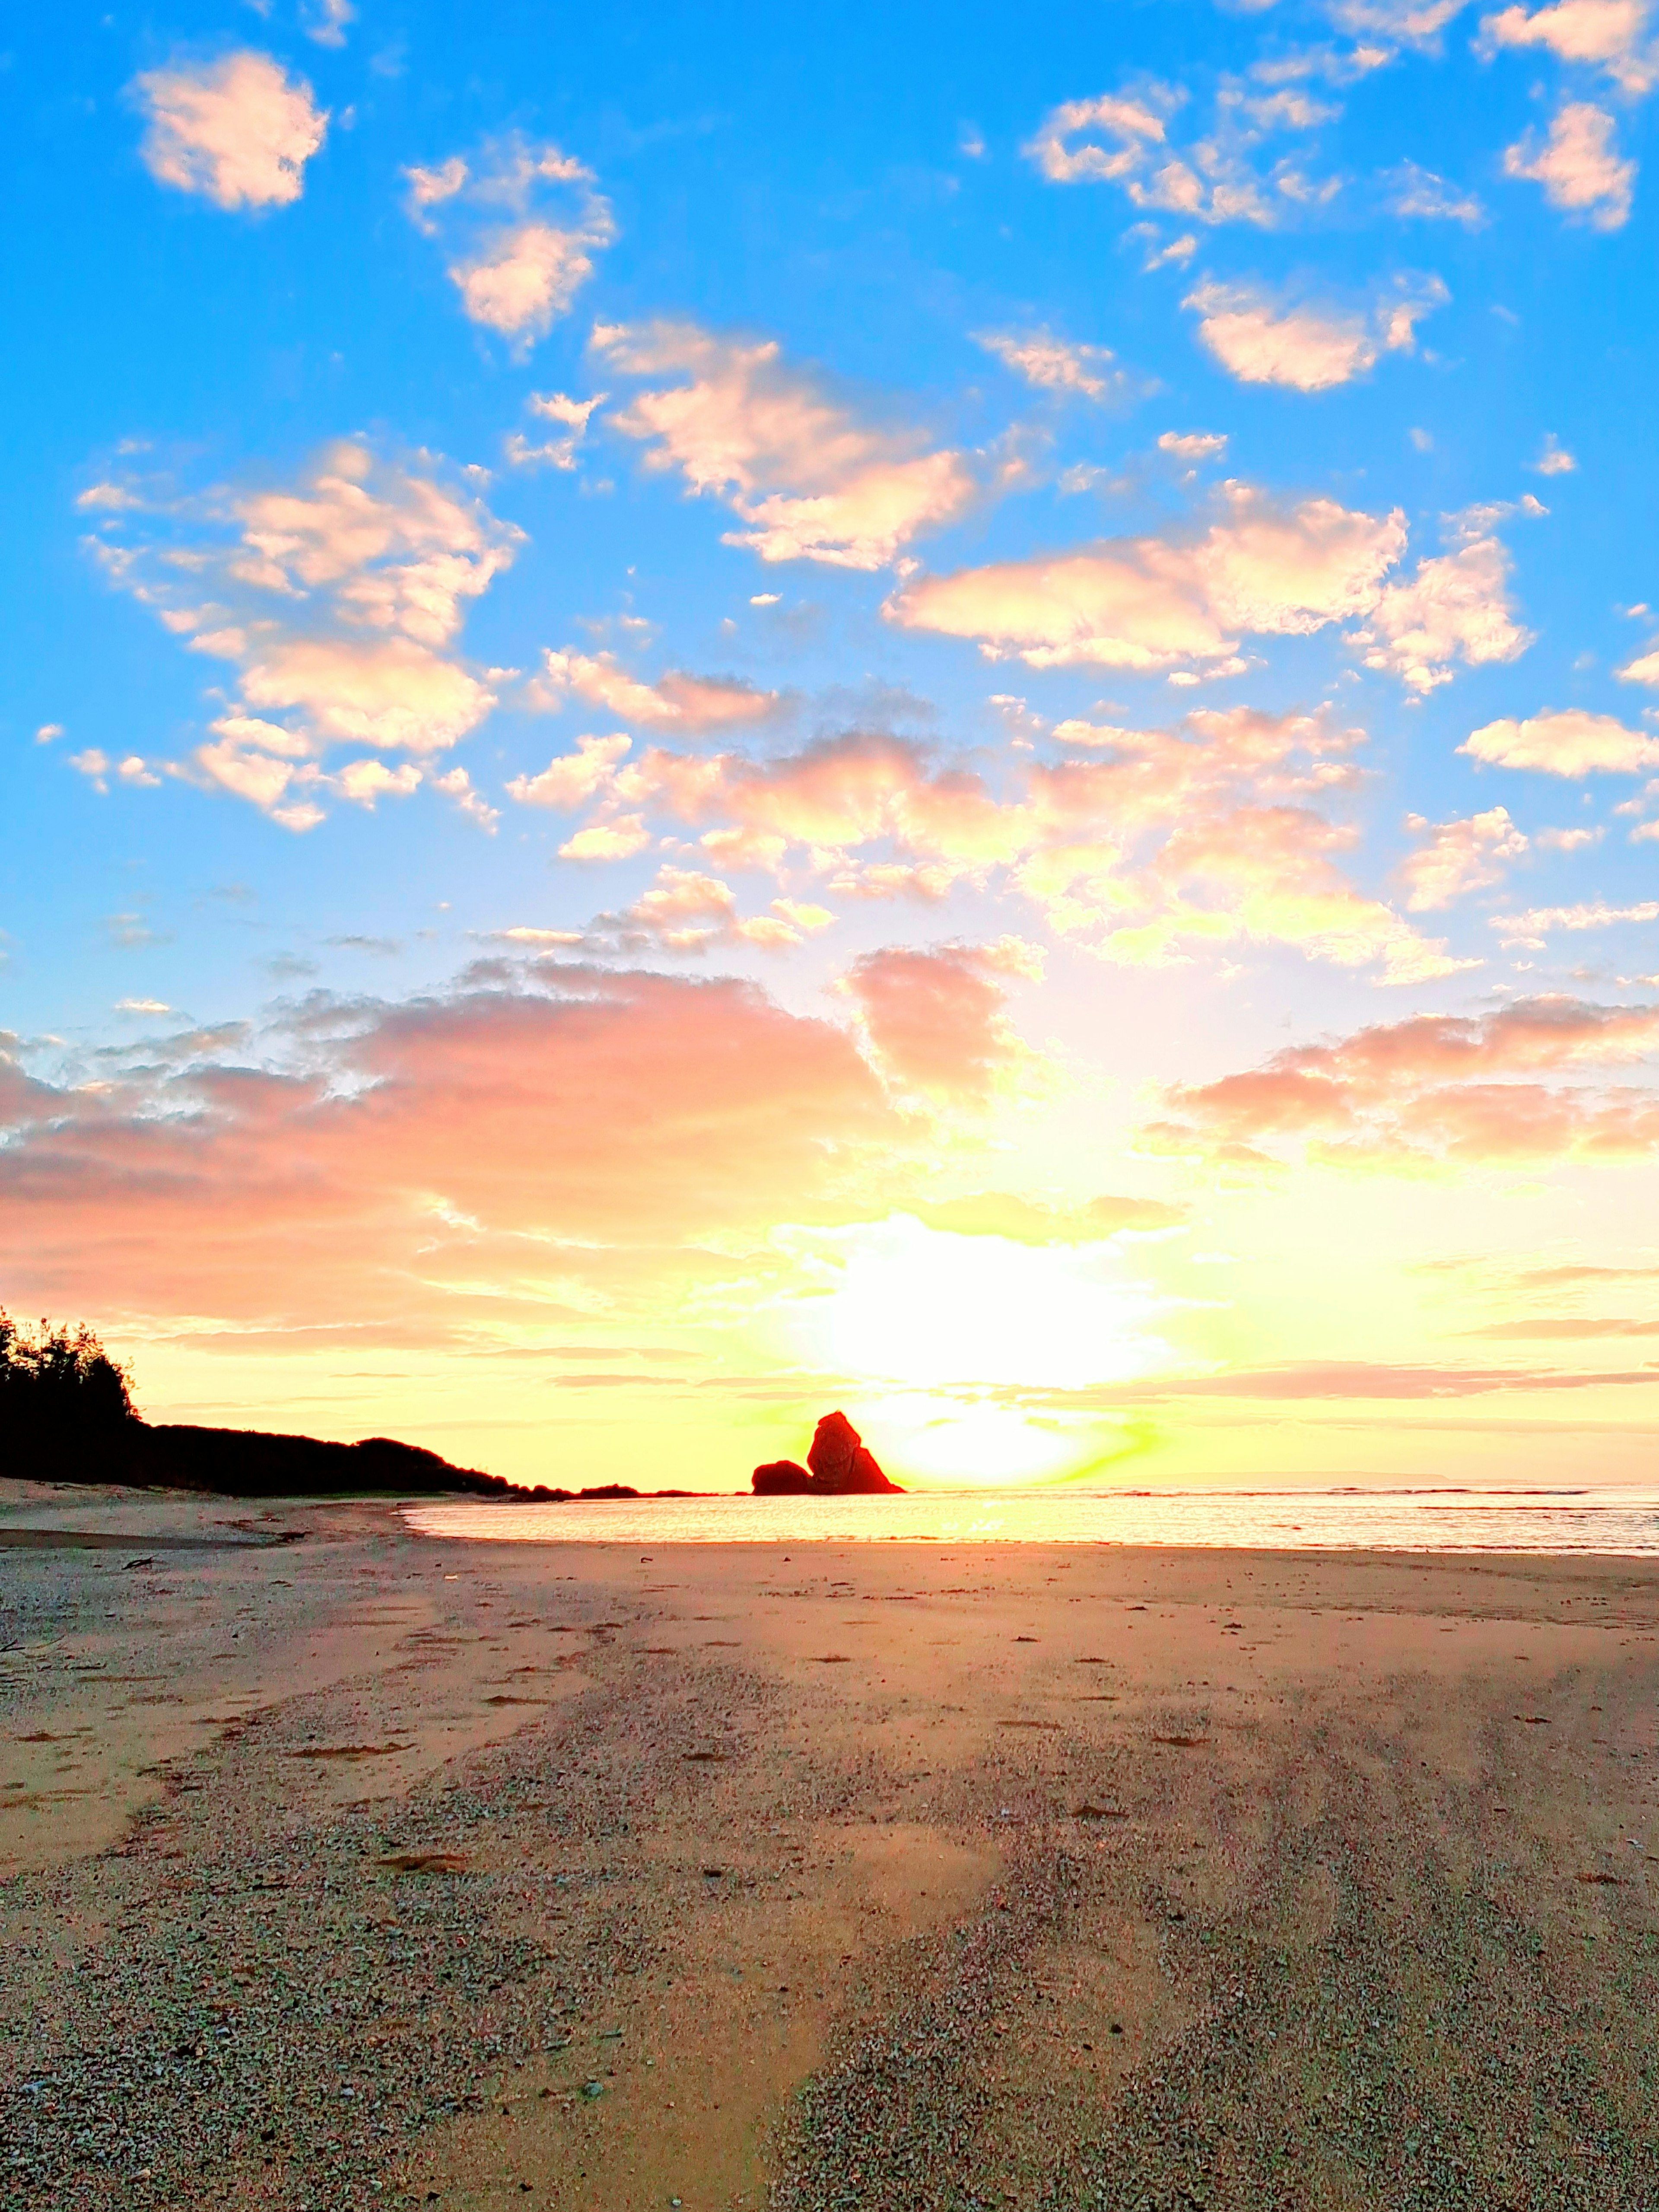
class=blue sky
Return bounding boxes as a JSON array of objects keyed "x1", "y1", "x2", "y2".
[{"x1": 5, "y1": 0, "x2": 1659, "y2": 1487}]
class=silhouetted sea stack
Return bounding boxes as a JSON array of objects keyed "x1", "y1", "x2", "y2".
[{"x1": 751, "y1": 1412, "x2": 902, "y2": 1495}]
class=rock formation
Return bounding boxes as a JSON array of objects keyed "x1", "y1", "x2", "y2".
[
  {"x1": 751, "y1": 1459, "x2": 814, "y2": 1496},
  {"x1": 750, "y1": 1413, "x2": 902, "y2": 1495}
]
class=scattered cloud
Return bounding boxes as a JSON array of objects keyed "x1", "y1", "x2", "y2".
[
  {"x1": 1531, "y1": 432, "x2": 1577, "y2": 475},
  {"x1": 884, "y1": 484, "x2": 1406, "y2": 673},
  {"x1": 1478, "y1": 0, "x2": 1659, "y2": 94},
  {"x1": 131, "y1": 51, "x2": 327, "y2": 211},
  {"x1": 1503, "y1": 102, "x2": 1636, "y2": 229},
  {"x1": 1150, "y1": 992, "x2": 1659, "y2": 1170},
  {"x1": 1158, "y1": 430, "x2": 1229, "y2": 462},
  {"x1": 1495, "y1": 898, "x2": 1659, "y2": 944},
  {"x1": 430, "y1": 766, "x2": 499, "y2": 832},
  {"x1": 1326, "y1": 0, "x2": 1471, "y2": 48},
  {"x1": 1023, "y1": 79, "x2": 1339, "y2": 228},
  {"x1": 593, "y1": 321, "x2": 979, "y2": 569},
  {"x1": 302, "y1": 0, "x2": 356, "y2": 47},
  {"x1": 1385, "y1": 159, "x2": 1487, "y2": 224},
  {"x1": 67, "y1": 749, "x2": 161, "y2": 793},
  {"x1": 35, "y1": 724, "x2": 64, "y2": 744},
  {"x1": 505, "y1": 391, "x2": 605, "y2": 470},
  {"x1": 1183, "y1": 273, "x2": 1448, "y2": 389},
  {"x1": 974, "y1": 328, "x2": 1132, "y2": 402},
  {"x1": 1399, "y1": 805, "x2": 1528, "y2": 908},
  {"x1": 82, "y1": 440, "x2": 522, "y2": 824},
  {"x1": 403, "y1": 137, "x2": 615, "y2": 348},
  {"x1": 1619, "y1": 644, "x2": 1659, "y2": 684},
  {"x1": 1461, "y1": 708, "x2": 1659, "y2": 774},
  {"x1": 512, "y1": 713, "x2": 1462, "y2": 984},
  {"x1": 524, "y1": 648, "x2": 782, "y2": 732},
  {"x1": 1350, "y1": 530, "x2": 1531, "y2": 693}
]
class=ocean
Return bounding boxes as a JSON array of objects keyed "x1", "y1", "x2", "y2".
[{"x1": 406, "y1": 1484, "x2": 1659, "y2": 1555}]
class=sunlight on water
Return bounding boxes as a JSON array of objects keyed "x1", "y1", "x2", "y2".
[{"x1": 407, "y1": 1485, "x2": 1659, "y2": 1554}]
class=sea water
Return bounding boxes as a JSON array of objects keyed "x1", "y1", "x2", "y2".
[{"x1": 406, "y1": 1485, "x2": 1659, "y2": 1555}]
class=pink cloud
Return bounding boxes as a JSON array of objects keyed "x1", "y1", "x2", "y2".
[
  {"x1": 838, "y1": 941, "x2": 1041, "y2": 1100},
  {"x1": 0, "y1": 970, "x2": 900, "y2": 1329},
  {"x1": 514, "y1": 712, "x2": 1457, "y2": 981},
  {"x1": 1152, "y1": 993, "x2": 1659, "y2": 1167},
  {"x1": 593, "y1": 321, "x2": 979, "y2": 569}
]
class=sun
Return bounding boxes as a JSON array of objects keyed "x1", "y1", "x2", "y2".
[{"x1": 770, "y1": 1214, "x2": 1171, "y2": 1486}]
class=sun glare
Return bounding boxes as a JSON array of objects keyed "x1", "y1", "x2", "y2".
[
  {"x1": 769, "y1": 1215, "x2": 1170, "y2": 1484},
  {"x1": 864, "y1": 1392, "x2": 1140, "y2": 1487}
]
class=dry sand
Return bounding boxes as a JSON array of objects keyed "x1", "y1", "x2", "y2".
[{"x1": 3, "y1": 1480, "x2": 1659, "y2": 2210}]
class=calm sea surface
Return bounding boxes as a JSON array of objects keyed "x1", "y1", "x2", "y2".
[{"x1": 407, "y1": 1486, "x2": 1659, "y2": 1556}]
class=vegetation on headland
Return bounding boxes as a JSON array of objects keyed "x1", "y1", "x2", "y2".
[{"x1": 0, "y1": 1307, "x2": 540, "y2": 1498}]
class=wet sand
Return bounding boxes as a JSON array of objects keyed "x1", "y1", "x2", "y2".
[{"x1": 3, "y1": 1480, "x2": 1659, "y2": 2210}]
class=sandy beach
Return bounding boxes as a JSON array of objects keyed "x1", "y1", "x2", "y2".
[{"x1": 4, "y1": 1484, "x2": 1659, "y2": 2211}]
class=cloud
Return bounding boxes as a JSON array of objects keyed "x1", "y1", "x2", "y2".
[
  {"x1": 302, "y1": 0, "x2": 356, "y2": 46},
  {"x1": 1158, "y1": 430, "x2": 1229, "y2": 462},
  {"x1": 974, "y1": 329, "x2": 1131, "y2": 402},
  {"x1": 35, "y1": 724, "x2": 64, "y2": 744},
  {"x1": 132, "y1": 52, "x2": 327, "y2": 211},
  {"x1": 0, "y1": 968, "x2": 906, "y2": 1329},
  {"x1": 1183, "y1": 274, "x2": 1448, "y2": 389},
  {"x1": 540, "y1": 868, "x2": 839, "y2": 958},
  {"x1": 430, "y1": 766, "x2": 499, "y2": 833},
  {"x1": 1503, "y1": 101, "x2": 1636, "y2": 227},
  {"x1": 1531, "y1": 432, "x2": 1577, "y2": 474},
  {"x1": 83, "y1": 441, "x2": 521, "y2": 821},
  {"x1": 1495, "y1": 897, "x2": 1659, "y2": 944},
  {"x1": 505, "y1": 391, "x2": 605, "y2": 470},
  {"x1": 884, "y1": 485, "x2": 1406, "y2": 671},
  {"x1": 838, "y1": 941, "x2": 1042, "y2": 1100},
  {"x1": 507, "y1": 731, "x2": 634, "y2": 811},
  {"x1": 67, "y1": 749, "x2": 160, "y2": 794},
  {"x1": 1618, "y1": 643, "x2": 1659, "y2": 685},
  {"x1": 1326, "y1": 0, "x2": 1471, "y2": 45},
  {"x1": 1460, "y1": 708, "x2": 1659, "y2": 774},
  {"x1": 1022, "y1": 82, "x2": 1335, "y2": 226},
  {"x1": 1111, "y1": 1355, "x2": 1659, "y2": 1397},
  {"x1": 1385, "y1": 160, "x2": 1487, "y2": 224},
  {"x1": 1350, "y1": 532, "x2": 1531, "y2": 693},
  {"x1": 1399, "y1": 806, "x2": 1528, "y2": 908},
  {"x1": 517, "y1": 713, "x2": 1461, "y2": 983},
  {"x1": 593, "y1": 320, "x2": 979, "y2": 569},
  {"x1": 1478, "y1": 0, "x2": 1659, "y2": 92},
  {"x1": 403, "y1": 138, "x2": 615, "y2": 348},
  {"x1": 1150, "y1": 992, "x2": 1659, "y2": 1169},
  {"x1": 524, "y1": 648, "x2": 781, "y2": 732}
]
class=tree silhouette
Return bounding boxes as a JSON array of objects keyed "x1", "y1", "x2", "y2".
[{"x1": 0, "y1": 1309, "x2": 137, "y2": 1465}]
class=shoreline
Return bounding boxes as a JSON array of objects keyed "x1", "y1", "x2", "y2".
[{"x1": 4, "y1": 1480, "x2": 1659, "y2": 2207}]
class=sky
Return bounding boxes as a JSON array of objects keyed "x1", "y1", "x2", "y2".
[{"x1": 5, "y1": 0, "x2": 1659, "y2": 1492}]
